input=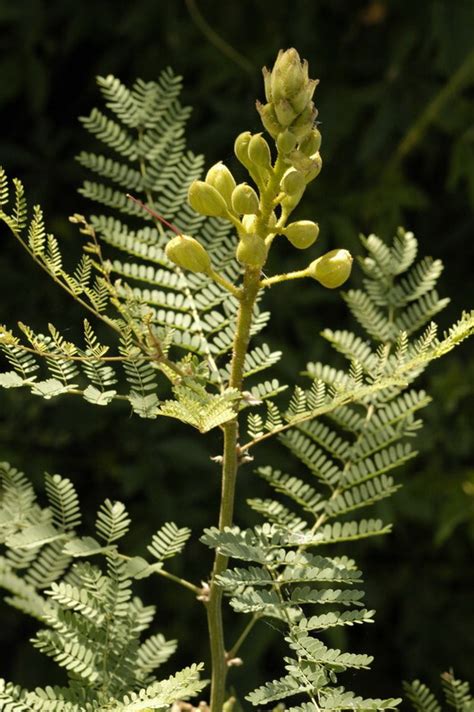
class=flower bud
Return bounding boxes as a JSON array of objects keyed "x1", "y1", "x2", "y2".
[
  {"x1": 270, "y1": 49, "x2": 307, "y2": 103},
  {"x1": 307, "y1": 249, "x2": 352, "y2": 288},
  {"x1": 281, "y1": 184, "x2": 305, "y2": 213},
  {"x1": 287, "y1": 149, "x2": 315, "y2": 173},
  {"x1": 165, "y1": 235, "x2": 211, "y2": 273},
  {"x1": 274, "y1": 99, "x2": 298, "y2": 127},
  {"x1": 234, "y1": 131, "x2": 253, "y2": 169},
  {"x1": 289, "y1": 104, "x2": 318, "y2": 141},
  {"x1": 241, "y1": 214, "x2": 259, "y2": 234},
  {"x1": 299, "y1": 128, "x2": 322, "y2": 156},
  {"x1": 276, "y1": 129, "x2": 298, "y2": 154},
  {"x1": 236, "y1": 234, "x2": 267, "y2": 268},
  {"x1": 290, "y1": 79, "x2": 318, "y2": 114},
  {"x1": 205, "y1": 162, "x2": 236, "y2": 208},
  {"x1": 188, "y1": 180, "x2": 229, "y2": 217},
  {"x1": 262, "y1": 67, "x2": 272, "y2": 102},
  {"x1": 284, "y1": 220, "x2": 319, "y2": 249},
  {"x1": 231, "y1": 183, "x2": 260, "y2": 215},
  {"x1": 280, "y1": 168, "x2": 306, "y2": 196},
  {"x1": 248, "y1": 133, "x2": 272, "y2": 172},
  {"x1": 304, "y1": 152, "x2": 323, "y2": 183},
  {"x1": 256, "y1": 102, "x2": 282, "y2": 138}
]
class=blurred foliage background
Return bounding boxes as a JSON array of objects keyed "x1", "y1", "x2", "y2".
[{"x1": 0, "y1": 0, "x2": 473, "y2": 702}]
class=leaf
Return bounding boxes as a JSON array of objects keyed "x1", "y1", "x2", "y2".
[
  {"x1": 63, "y1": 536, "x2": 111, "y2": 558},
  {"x1": 0, "y1": 371, "x2": 25, "y2": 388},
  {"x1": 83, "y1": 384, "x2": 117, "y2": 405},
  {"x1": 7, "y1": 523, "x2": 67, "y2": 550},
  {"x1": 30, "y1": 379, "x2": 77, "y2": 399}
]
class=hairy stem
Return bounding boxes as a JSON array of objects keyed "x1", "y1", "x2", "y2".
[{"x1": 207, "y1": 266, "x2": 261, "y2": 712}]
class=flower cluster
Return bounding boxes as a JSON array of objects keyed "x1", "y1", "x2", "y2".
[{"x1": 165, "y1": 49, "x2": 352, "y2": 290}]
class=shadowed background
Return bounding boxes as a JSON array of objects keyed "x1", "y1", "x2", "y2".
[{"x1": 0, "y1": 0, "x2": 473, "y2": 701}]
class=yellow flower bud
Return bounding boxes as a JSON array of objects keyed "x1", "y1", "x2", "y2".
[
  {"x1": 284, "y1": 220, "x2": 319, "y2": 249},
  {"x1": 255, "y1": 102, "x2": 282, "y2": 138},
  {"x1": 231, "y1": 183, "x2": 260, "y2": 215},
  {"x1": 205, "y1": 162, "x2": 236, "y2": 208},
  {"x1": 290, "y1": 79, "x2": 318, "y2": 114},
  {"x1": 280, "y1": 168, "x2": 306, "y2": 196},
  {"x1": 281, "y1": 184, "x2": 305, "y2": 213},
  {"x1": 234, "y1": 131, "x2": 253, "y2": 169},
  {"x1": 299, "y1": 128, "x2": 322, "y2": 156},
  {"x1": 188, "y1": 180, "x2": 229, "y2": 217},
  {"x1": 262, "y1": 67, "x2": 272, "y2": 102},
  {"x1": 241, "y1": 214, "x2": 259, "y2": 234},
  {"x1": 236, "y1": 234, "x2": 267, "y2": 268},
  {"x1": 270, "y1": 49, "x2": 307, "y2": 103},
  {"x1": 307, "y1": 249, "x2": 352, "y2": 288},
  {"x1": 248, "y1": 133, "x2": 272, "y2": 171},
  {"x1": 276, "y1": 129, "x2": 298, "y2": 154},
  {"x1": 287, "y1": 149, "x2": 315, "y2": 173},
  {"x1": 274, "y1": 98, "x2": 298, "y2": 127},
  {"x1": 304, "y1": 152, "x2": 323, "y2": 183},
  {"x1": 289, "y1": 104, "x2": 318, "y2": 141},
  {"x1": 165, "y1": 235, "x2": 211, "y2": 274}
]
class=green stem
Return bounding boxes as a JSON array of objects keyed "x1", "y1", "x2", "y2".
[
  {"x1": 206, "y1": 266, "x2": 261, "y2": 712},
  {"x1": 153, "y1": 567, "x2": 202, "y2": 595},
  {"x1": 226, "y1": 613, "x2": 261, "y2": 661},
  {"x1": 260, "y1": 267, "x2": 309, "y2": 288}
]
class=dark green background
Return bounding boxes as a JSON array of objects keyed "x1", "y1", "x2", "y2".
[{"x1": 0, "y1": 0, "x2": 473, "y2": 702}]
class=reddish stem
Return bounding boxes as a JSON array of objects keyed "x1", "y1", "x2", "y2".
[{"x1": 126, "y1": 194, "x2": 182, "y2": 236}]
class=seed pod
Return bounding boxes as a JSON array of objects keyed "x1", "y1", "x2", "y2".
[
  {"x1": 236, "y1": 234, "x2": 267, "y2": 268},
  {"x1": 284, "y1": 220, "x2": 319, "y2": 249},
  {"x1": 165, "y1": 235, "x2": 211, "y2": 273},
  {"x1": 248, "y1": 133, "x2": 272, "y2": 172},
  {"x1": 299, "y1": 128, "x2": 322, "y2": 156},
  {"x1": 231, "y1": 183, "x2": 260, "y2": 215},
  {"x1": 188, "y1": 180, "x2": 229, "y2": 217},
  {"x1": 205, "y1": 162, "x2": 236, "y2": 208},
  {"x1": 255, "y1": 101, "x2": 282, "y2": 138},
  {"x1": 307, "y1": 249, "x2": 352, "y2": 288},
  {"x1": 280, "y1": 168, "x2": 306, "y2": 196}
]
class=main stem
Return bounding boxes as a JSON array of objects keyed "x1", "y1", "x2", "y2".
[{"x1": 206, "y1": 267, "x2": 261, "y2": 712}]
